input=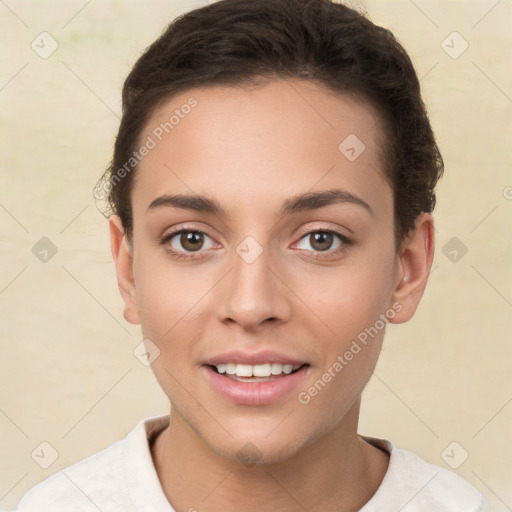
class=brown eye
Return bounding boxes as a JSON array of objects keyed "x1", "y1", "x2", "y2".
[
  {"x1": 294, "y1": 229, "x2": 352, "y2": 260},
  {"x1": 309, "y1": 232, "x2": 334, "y2": 252},
  {"x1": 179, "y1": 231, "x2": 205, "y2": 252},
  {"x1": 161, "y1": 228, "x2": 216, "y2": 259}
]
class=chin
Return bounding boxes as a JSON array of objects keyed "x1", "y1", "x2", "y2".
[
  {"x1": 207, "y1": 435, "x2": 307, "y2": 466},
  {"x1": 195, "y1": 413, "x2": 330, "y2": 467}
]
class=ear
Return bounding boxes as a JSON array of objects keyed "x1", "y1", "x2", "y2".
[
  {"x1": 109, "y1": 215, "x2": 140, "y2": 325},
  {"x1": 388, "y1": 212, "x2": 435, "y2": 324}
]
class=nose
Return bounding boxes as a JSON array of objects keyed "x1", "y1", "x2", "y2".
[{"x1": 216, "y1": 240, "x2": 293, "y2": 331}]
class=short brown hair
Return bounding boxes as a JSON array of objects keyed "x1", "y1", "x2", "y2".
[{"x1": 97, "y1": 0, "x2": 443, "y2": 247}]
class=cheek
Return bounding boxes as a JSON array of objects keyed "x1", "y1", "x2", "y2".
[
  {"x1": 300, "y1": 255, "x2": 395, "y2": 343},
  {"x1": 131, "y1": 252, "x2": 220, "y2": 395},
  {"x1": 294, "y1": 268, "x2": 391, "y2": 418},
  {"x1": 293, "y1": 251, "x2": 395, "y2": 399},
  {"x1": 132, "y1": 244, "x2": 206, "y2": 338}
]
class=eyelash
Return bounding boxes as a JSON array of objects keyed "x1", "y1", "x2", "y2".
[{"x1": 159, "y1": 226, "x2": 353, "y2": 261}]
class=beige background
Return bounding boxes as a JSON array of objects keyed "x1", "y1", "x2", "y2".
[{"x1": 0, "y1": 0, "x2": 511, "y2": 510}]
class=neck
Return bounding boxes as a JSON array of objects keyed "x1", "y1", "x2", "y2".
[{"x1": 151, "y1": 399, "x2": 389, "y2": 512}]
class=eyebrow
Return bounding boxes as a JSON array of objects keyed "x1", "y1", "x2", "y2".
[{"x1": 147, "y1": 188, "x2": 373, "y2": 217}]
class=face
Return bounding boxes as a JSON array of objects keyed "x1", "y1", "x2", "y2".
[{"x1": 111, "y1": 79, "x2": 432, "y2": 464}]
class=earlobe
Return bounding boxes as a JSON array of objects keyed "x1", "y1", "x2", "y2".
[
  {"x1": 388, "y1": 213, "x2": 435, "y2": 324},
  {"x1": 109, "y1": 215, "x2": 140, "y2": 325}
]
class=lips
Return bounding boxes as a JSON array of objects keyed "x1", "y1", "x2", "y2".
[
  {"x1": 201, "y1": 350, "x2": 310, "y2": 405},
  {"x1": 202, "y1": 349, "x2": 307, "y2": 367}
]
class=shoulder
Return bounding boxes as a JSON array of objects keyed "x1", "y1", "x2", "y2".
[
  {"x1": 9, "y1": 415, "x2": 170, "y2": 512},
  {"x1": 361, "y1": 436, "x2": 485, "y2": 512},
  {"x1": 10, "y1": 437, "x2": 127, "y2": 512}
]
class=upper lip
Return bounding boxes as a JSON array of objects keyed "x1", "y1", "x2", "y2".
[{"x1": 202, "y1": 349, "x2": 308, "y2": 366}]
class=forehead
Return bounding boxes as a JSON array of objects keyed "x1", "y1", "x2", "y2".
[{"x1": 132, "y1": 79, "x2": 391, "y2": 220}]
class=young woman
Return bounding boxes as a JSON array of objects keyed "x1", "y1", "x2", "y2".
[{"x1": 11, "y1": 0, "x2": 484, "y2": 510}]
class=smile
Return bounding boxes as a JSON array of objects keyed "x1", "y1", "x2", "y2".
[
  {"x1": 212, "y1": 362, "x2": 303, "y2": 379},
  {"x1": 202, "y1": 363, "x2": 310, "y2": 405}
]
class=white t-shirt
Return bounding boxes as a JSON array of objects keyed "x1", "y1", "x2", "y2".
[{"x1": 10, "y1": 414, "x2": 485, "y2": 511}]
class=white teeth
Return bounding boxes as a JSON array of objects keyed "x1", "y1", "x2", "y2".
[
  {"x1": 282, "y1": 364, "x2": 293, "y2": 374},
  {"x1": 253, "y1": 363, "x2": 271, "y2": 377},
  {"x1": 271, "y1": 363, "x2": 283, "y2": 375},
  {"x1": 214, "y1": 363, "x2": 301, "y2": 377},
  {"x1": 235, "y1": 364, "x2": 252, "y2": 377}
]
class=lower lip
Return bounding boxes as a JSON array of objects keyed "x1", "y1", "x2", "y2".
[{"x1": 202, "y1": 365, "x2": 309, "y2": 406}]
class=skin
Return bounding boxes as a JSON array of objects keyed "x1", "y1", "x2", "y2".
[{"x1": 109, "y1": 79, "x2": 435, "y2": 512}]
